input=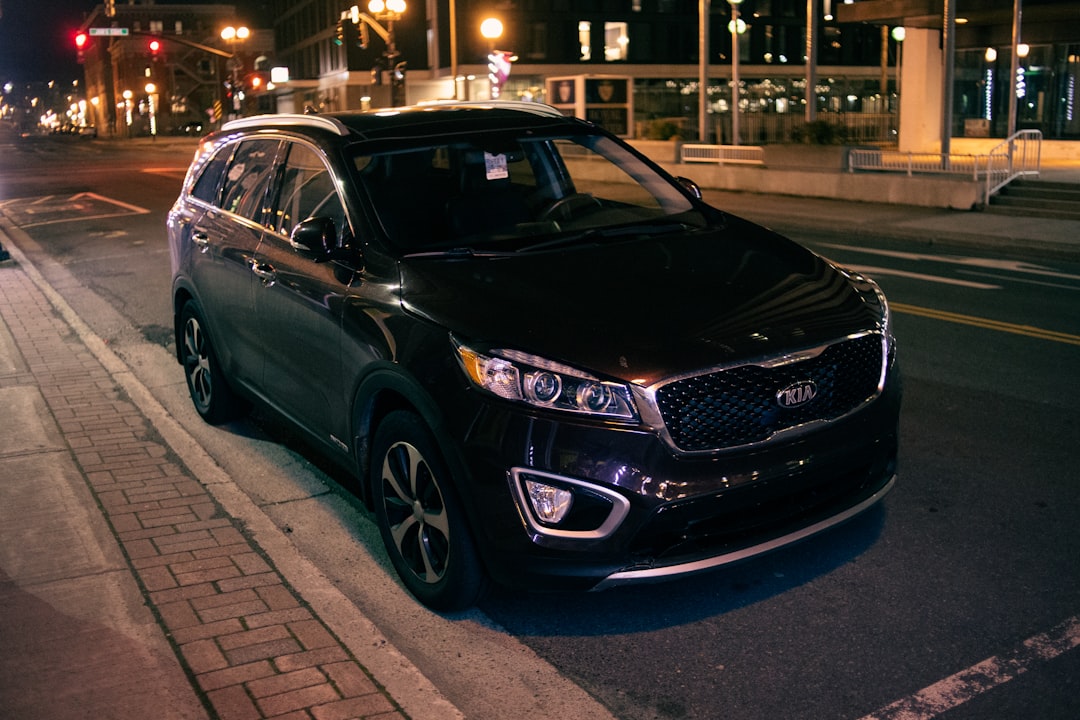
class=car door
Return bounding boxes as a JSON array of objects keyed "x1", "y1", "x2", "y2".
[
  {"x1": 185, "y1": 137, "x2": 283, "y2": 388},
  {"x1": 249, "y1": 139, "x2": 357, "y2": 447}
]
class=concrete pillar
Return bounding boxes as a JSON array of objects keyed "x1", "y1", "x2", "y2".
[{"x1": 898, "y1": 27, "x2": 943, "y2": 153}]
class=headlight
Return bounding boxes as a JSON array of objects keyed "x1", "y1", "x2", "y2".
[{"x1": 453, "y1": 338, "x2": 638, "y2": 420}]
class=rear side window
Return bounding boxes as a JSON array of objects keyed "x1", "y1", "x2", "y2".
[
  {"x1": 189, "y1": 144, "x2": 232, "y2": 204},
  {"x1": 219, "y1": 139, "x2": 282, "y2": 222}
]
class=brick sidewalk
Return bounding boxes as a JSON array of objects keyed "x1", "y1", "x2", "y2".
[{"x1": 0, "y1": 255, "x2": 406, "y2": 719}]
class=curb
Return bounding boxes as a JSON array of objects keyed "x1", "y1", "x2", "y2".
[{"x1": 0, "y1": 222, "x2": 461, "y2": 720}]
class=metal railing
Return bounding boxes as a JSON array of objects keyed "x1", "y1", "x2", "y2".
[
  {"x1": 681, "y1": 144, "x2": 765, "y2": 165},
  {"x1": 983, "y1": 129, "x2": 1042, "y2": 204},
  {"x1": 847, "y1": 129, "x2": 1042, "y2": 205}
]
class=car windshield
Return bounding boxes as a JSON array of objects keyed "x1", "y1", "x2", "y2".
[{"x1": 349, "y1": 131, "x2": 705, "y2": 254}]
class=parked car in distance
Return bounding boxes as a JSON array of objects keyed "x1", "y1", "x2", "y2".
[{"x1": 168, "y1": 102, "x2": 900, "y2": 611}]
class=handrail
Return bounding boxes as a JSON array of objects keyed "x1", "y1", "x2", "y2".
[
  {"x1": 845, "y1": 129, "x2": 1042, "y2": 206},
  {"x1": 983, "y1": 129, "x2": 1042, "y2": 205}
]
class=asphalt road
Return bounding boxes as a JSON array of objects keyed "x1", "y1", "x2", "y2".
[{"x1": 2, "y1": 134, "x2": 1078, "y2": 720}]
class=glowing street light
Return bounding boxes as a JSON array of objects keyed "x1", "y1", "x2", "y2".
[
  {"x1": 480, "y1": 17, "x2": 503, "y2": 42},
  {"x1": 220, "y1": 25, "x2": 250, "y2": 42},
  {"x1": 221, "y1": 25, "x2": 250, "y2": 117}
]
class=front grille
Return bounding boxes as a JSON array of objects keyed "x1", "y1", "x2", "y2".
[{"x1": 655, "y1": 333, "x2": 883, "y2": 452}]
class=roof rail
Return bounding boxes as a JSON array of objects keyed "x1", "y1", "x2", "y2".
[
  {"x1": 416, "y1": 100, "x2": 565, "y2": 118},
  {"x1": 221, "y1": 113, "x2": 350, "y2": 136}
]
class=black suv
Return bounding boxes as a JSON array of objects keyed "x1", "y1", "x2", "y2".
[{"x1": 168, "y1": 102, "x2": 900, "y2": 610}]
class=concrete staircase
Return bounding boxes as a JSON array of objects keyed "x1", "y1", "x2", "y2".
[{"x1": 987, "y1": 179, "x2": 1080, "y2": 220}]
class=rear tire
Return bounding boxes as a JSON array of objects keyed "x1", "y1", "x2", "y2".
[
  {"x1": 179, "y1": 301, "x2": 247, "y2": 425},
  {"x1": 371, "y1": 410, "x2": 487, "y2": 611}
]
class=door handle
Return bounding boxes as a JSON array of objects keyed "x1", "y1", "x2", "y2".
[
  {"x1": 250, "y1": 261, "x2": 277, "y2": 286},
  {"x1": 192, "y1": 231, "x2": 210, "y2": 253}
]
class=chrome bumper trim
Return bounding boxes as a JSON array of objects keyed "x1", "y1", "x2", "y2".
[{"x1": 593, "y1": 474, "x2": 896, "y2": 590}]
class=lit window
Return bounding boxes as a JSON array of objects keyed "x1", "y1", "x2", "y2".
[
  {"x1": 604, "y1": 22, "x2": 628, "y2": 61},
  {"x1": 579, "y1": 21, "x2": 591, "y2": 61}
]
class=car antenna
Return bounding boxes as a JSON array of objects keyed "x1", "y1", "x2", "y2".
[{"x1": 304, "y1": 104, "x2": 320, "y2": 115}]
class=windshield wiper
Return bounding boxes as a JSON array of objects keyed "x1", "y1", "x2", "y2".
[
  {"x1": 517, "y1": 221, "x2": 689, "y2": 253},
  {"x1": 403, "y1": 246, "x2": 522, "y2": 259}
]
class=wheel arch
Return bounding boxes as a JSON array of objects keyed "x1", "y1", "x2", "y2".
[
  {"x1": 350, "y1": 363, "x2": 466, "y2": 508},
  {"x1": 172, "y1": 283, "x2": 198, "y2": 364}
]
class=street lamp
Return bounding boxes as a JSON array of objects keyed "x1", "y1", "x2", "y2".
[
  {"x1": 221, "y1": 25, "x2": 249, "y2": 117},
  {"x1": 480, "y1": 17, "x2": 503, "y2": 44},
  {"x1": 481, "y1": 17, "x2": 515, "y2": 99},
  {"x1": 368, "y1": 0, "x2": 407, "y2": 105},
  {"x1": 892, "y1": 26, "x2": 905, "y2": 141},
  {"x1": 728, "y1": 0, "x2": 744, "y2": 145},
  {"x1": 698, "y1": 0, "x2": 708, "y2": 142}
]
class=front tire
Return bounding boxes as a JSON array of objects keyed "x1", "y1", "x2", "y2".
[
  {"x1": 179, "y1": 301, "x2": 247, "y2": 425},
  {"x1": 371, "y1": 411, "x2": 486, "y2": 611}
]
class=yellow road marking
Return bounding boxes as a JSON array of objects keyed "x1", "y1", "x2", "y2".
[{"x1": 892, "y1": 302, "x2": 1080, "y2": 346}]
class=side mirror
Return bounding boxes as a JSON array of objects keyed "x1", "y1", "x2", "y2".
[
  {"x1": 289, "y1": 217, "x2": 336, "y2": 259},
  {"x1": 675, "y1": 176, "x2": 703, "y2": 200}
]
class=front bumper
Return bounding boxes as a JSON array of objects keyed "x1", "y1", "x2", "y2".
[{"x1": 455, "y1": 374, "x2": 901, "y2": 592}]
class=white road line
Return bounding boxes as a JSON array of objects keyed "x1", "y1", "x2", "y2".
[
  {"x1": 858, "y1": 615, "x2": 1080, "y2": 720},
  {"x1": 843, "y1": 264, "x2": 1001, "y2": 289},
  {"x1": 957, "y1": 269, "x2": 1080, "y2": 291},
  {"x1": 816, "y1": 242, "x2": 1080, "y2": 282},
  {"x1": 73, "y1": 191, "x2": 151, "y2": 215}
]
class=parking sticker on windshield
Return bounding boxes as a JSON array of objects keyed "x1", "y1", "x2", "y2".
[{"x1": 484, "y1": 152, "x2": 509, "y2": 180}]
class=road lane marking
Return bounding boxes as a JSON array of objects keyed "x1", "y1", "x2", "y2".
[
  {"x1": 816, "y1": 242, "x2": 1080, "y2": 282},
  {"x1": 845, "y1": 264, "x2": 1001, "y2": 289},
  {"x1": 956, "y1": 269, "x2": 1080, "y2": 291},
  {"x1": 858, "y1": 615, "x2": 1080, "y2": 720},
  {"x1": 75, "y1": 191, "x2": 150, "y2": 215},
  {"x1": 892, "y1": 302, "x2": 1080, "y2": 346},
  {"x1": 0, "y1": 192, "x2": 150, "y2": 227}
]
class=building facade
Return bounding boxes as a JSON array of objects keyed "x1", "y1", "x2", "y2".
[
  {"x1": 74, "y1": 0, "x2": 1079, "y2": 145},
  {"x1": 268, "y1": 0, "x2": 900, "y2": 142},
  {"x1": 77, "y1": 2, "x2": 273, "y2": 137}
]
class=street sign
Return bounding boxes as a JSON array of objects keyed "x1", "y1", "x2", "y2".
[{"x1": 88, "y1": 28, "x2": 130, "y2": 36}]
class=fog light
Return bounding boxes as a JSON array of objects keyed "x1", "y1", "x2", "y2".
[{"x1": 525, "y1": 480, "x2": 573, "y2": 524}]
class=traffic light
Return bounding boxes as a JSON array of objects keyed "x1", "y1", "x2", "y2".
[
  {"x1": 74, "y1": 32, "x2": 88, "y2": 64},
  {"x1": 245, "y1": 72, "x2": 270, "y2": 93},
  {"x1": 335, "y1": 20, "x2": 345, "y2": 46},
  {"x1": 148, "y1": 38, "x2": 162, "y2": 56},
  {"x1": 358, "y1": 22, "x2": 370, "y2": 49}
]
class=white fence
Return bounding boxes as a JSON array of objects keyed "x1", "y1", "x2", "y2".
[
  {"x1": 847, "y1": 130, "x2": 1042, "y2": 204},
  {"x1": 680, "y1": 144, "x2": 765, "y2": 165}
]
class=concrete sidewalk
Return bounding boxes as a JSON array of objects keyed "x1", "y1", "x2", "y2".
[
  {"x1": 0, "y1": 182, "x2": 1077, "y2": 720},
  {"x1": 701, "y1": 187, "x2": 1080, "y2": 262},
  {"x1": 0, "y1": 234, "x2": 460, "y2": 719}
]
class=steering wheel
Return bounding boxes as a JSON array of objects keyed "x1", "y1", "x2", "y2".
[{"x1": 538, "y1": 193, "x2": 601, "y2": 223}]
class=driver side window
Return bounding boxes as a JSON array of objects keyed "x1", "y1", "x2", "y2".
[{"x1": 272, "y1": 142, "x2": 347, "y2": 242}]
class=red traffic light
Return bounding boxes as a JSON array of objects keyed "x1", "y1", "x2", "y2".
[
  {"x1": 75, "y1": 32, "x2": 89, "y2": 63},
  {"x1": 149, "y1": 38, "x2": 161, "y2": 54}
]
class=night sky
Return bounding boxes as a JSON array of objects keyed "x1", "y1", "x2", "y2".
[
  {"x1": 0, "y1": 0, "x2": 95, "y2": 84},
  {"x1": 0, "y1": 0, "x2": 268, "y2": 85}
]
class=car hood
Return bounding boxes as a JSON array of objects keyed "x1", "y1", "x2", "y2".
[{"x1": 398, "y1": 218, "x2": 883, "y2": 386}]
